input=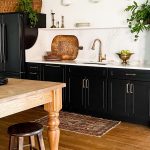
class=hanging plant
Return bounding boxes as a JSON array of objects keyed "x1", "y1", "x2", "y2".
[
  {"x1": 17, "y1": 0, "x2": 38, "y2": 27},
  {"x1": 125, "y1": 0, "x2": 150, "y2": 41}
]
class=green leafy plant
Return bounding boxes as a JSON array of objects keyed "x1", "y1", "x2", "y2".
[
  {"x1": 125, "y1": 0, "x2": 150, "y2": 41},
  {"x1": 17, "y1": 0, "x2": 38, "y2": 27}
]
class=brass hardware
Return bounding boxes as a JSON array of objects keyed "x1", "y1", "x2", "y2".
[
  {"x1": 91, "y1": 39, "x2": 106, "y2": 62},
  {"x1": 82, "y1": 79, "x2": 86, "y2": 88},
  {"x1": 130, "y1": 83, "x2": 134, "y2": 94},
  {"x1": 29, "y1": 72, "x2": 37, "y2": 75},
  {"x1": 125, "y1": 73, "x2": 136, "y2": 76},
  {"x1": 126, "y1": 83, "x2": 130, "y2": 94},
  {"x1": 85, "y1": 79, "x2": 89, "y2": 88}
]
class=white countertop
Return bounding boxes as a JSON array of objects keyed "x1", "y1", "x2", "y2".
[{"x1": 26, "y1": 60, "x2": 150, "y2": 71}]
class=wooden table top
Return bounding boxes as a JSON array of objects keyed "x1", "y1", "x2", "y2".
[{"x1": 0, "y1": 78, "x2": 66, "y2": 103}]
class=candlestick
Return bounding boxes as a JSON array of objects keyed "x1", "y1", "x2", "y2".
[
  {"x1": 51, "y1": 12, "x2": 56, "y2": 28},
  {"x1": 61, "y1": 16, "x2": 64, "y2": 28}
]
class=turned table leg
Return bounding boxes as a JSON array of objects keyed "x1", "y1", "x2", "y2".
[{"x1": 44, "y1": 89, "x2": 62, "y2": 150}]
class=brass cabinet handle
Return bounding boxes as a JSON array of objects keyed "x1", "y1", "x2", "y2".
[
  {"x1": 82, "y1": 79, "x2": 86, "y2": 88},
  {"x1": 86, "y1": 79, "x2": 89, "y2": 88},
  {"x1": 130, "y1": 83, "x2": 134, "y2": 94},
  {"x1": 126, "y1": 83, "x2": 130, "y2": 94}
]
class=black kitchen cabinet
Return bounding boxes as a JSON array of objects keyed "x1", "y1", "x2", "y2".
[
  {"x1": 66, "y1": 65, "x2": 107, "y2": 117},
  {"x1": 42, "y1": 64, "x2": 66, "y2": 109},
  {"x1": 42, "y1": 64, "x2": 65, "y2": 82},
  {"x1": 25, "y1": 63, "x2": 41, "y2": 80},
  {"x1": 108, "y1": 68, "x2": 150, "y2": 125}
]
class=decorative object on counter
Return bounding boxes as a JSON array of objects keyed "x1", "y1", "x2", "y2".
[
  {"x1": 50, "y1": 10, "x2": 56, "y2": 28},
  {"x1": 125, "y1": 0, "x2": 150, "y2": 41},
  {"x1": 0, "y1": 0, "x2": 42, "y2": 13},
  {"x1": 61, "y1": 16, "x2": 65, "y2": 28},
  {"x1": 51, "y1": 35, "x2": 79, "y2": 60},
  {"x1": 43, "y1": 52, "x2": 61, "y2": 61},
  {"x1": 116, "y1": 50, "x2": 134, "y2": 64},
  {"x1": 61, "y1": 0, "x2": 72, "y2": 6},
  {"x1": 17, "y1": 0, "x2": 38, "y2": 27},
  {"x1": 75, "y1": 22, "x2": 90, "y2": 28}
]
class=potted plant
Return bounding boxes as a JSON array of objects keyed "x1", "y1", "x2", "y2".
[
  {"x1": 125, "y1": 0, "x2": 150, "y2": 41},
  {"x1": 17, "y1": 0, "x2": 38, "y2": 27}
]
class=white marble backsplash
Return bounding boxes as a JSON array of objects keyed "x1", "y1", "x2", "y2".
[{"x1": 26, "y1": 28, "x2": 150, "y2": 65}]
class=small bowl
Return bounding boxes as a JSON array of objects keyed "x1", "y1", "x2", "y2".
[{"x1": 116, "y1": 53, "x2": 134, "y2": 64}]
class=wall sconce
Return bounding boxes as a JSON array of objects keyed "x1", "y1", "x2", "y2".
[{"x1": 61, "y1": 0, "x2": 72, "y2": 6}]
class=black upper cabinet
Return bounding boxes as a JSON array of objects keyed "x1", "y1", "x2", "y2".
[
  {"x1": 66, "y1": 66, "x2": 107, "y2": 117},
  {"x1": 108, "y1": 68, "x2": 150, "y2": 125}
]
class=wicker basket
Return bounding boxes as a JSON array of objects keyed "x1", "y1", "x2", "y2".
[{"x1": 0, "y1": 0, "x2": 42, "y2": 13}]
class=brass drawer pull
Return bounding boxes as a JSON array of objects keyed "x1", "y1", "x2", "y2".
[
  {"x1": 125, "y1": 73, "x2": 136, "y2": 76},
  {"x1": 29, "y1": 72, "x2": 37, "y2": 75},
  {"x1": 29, "y1": 66, "x2": 38, "y2": 69},
  {"x1": 45, "y1": 65, "x2": 61, "y2": 68}
]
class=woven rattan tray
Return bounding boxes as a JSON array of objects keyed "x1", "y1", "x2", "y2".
[
  {"x1": 51, "y1": 35, "x2": 79, "y2": 60},
  {"x1": 0, "y1": 0, "x2": 42, "y2": 13}
]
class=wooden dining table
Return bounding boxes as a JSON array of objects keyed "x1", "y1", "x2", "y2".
[{"x1": 0, "y1": 78, "x2": 66, "y2": 150}]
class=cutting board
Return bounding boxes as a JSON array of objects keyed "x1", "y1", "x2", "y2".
[{"x1": 51, "y1": 35, "x2": 79, "y2": 60}]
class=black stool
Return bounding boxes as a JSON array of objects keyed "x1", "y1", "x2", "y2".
[{"x1": 8, "y1": 122, "x2": 45, "y2": 150}]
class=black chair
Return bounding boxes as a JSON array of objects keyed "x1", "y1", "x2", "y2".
[{"x1": 8, "y1": 122, "x2": 45, "y2": 150}]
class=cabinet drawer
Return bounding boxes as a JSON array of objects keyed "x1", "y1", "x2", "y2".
[
  {"x1": 67, "y1": 66, "x2": 107, "y2": 78},
  {"x1": 26, "y1": 63, "x2": 41, "y2": 72},
  {"x1": 109, "y1": 68, "x2": 150, "y2": 81}
]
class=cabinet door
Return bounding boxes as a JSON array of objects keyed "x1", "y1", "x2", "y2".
[
  {"x1": 42, "y1": 64, "x2": 65, "y2": 82},
  {"x1": 67, "y1": 74, "x2": 85, "y2": 113},
  {"x1": 86, "y1": 77, "x2": 107, "y2": 116},
  {"x1": 130, "y1": 81, "x2": 150, "y2": 124},
  {"x1": 108, "y1": 79, "x2": 130, "y2": 120}
]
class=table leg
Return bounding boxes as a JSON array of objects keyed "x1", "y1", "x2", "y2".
[{"x1": 44, "y1": 89, "x2": 62, "y2": 150}]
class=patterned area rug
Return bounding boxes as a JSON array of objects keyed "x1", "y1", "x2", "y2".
[{"x1": 36, "y1": 111, "x2": 120, "y2": 137}]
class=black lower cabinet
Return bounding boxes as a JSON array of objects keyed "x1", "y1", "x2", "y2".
[
  {"x1": 25, "y1": 63, "x2": 41, "y2": 80},
  {"x1": 108, "y1": 68, "x2": 150, "y2": 125},
  {"x1": 66, "y1": 66, "x2": 107, "y2": 117},
  {"x1": 25, "y1": 63, "x2": 150, "y2": 126},
  {"x1": 42, "y1": 64, "x2": 66, "y2": 110}
]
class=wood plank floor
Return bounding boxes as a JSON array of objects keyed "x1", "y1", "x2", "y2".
[{"x1": 1, "y1": 107, "x2": 150, "y2": 150}]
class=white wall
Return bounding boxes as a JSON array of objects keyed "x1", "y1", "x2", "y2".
[{"x1": 26, "y1": 0, "x2": 150, "y2": 64}]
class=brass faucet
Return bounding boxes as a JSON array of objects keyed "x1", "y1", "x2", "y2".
[{"x1": 91, "y1": 39, "x2": 106, "y2": 62}]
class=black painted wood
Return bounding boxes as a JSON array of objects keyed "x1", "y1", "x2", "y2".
[
  {"x1": 25, "y1": 63, "x2": 41, "y2": 80},
  {"x1": 108, "y1": 68, "x2": 150, "y2": 125},
  {"x1": 66, "y1": 65, "x2": 107, "y2": 117}
]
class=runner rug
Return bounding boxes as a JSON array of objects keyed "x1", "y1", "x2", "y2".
[{"x1": 36, "y1": 111, "x2": 120, "y2": 137}]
